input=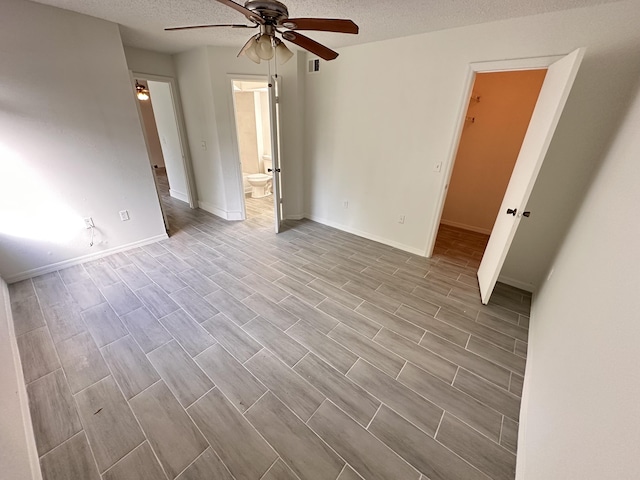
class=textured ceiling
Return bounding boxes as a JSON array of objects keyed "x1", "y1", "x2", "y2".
[{"x1": 31, "y1": 0, "x2": 620, "y2": 54}]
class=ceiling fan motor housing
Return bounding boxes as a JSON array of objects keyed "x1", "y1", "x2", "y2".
[{"x1": 244, "y1": 0, "x2": 289, "y2": 24}]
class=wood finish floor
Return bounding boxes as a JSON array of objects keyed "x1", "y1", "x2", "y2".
[{"x1": 10, "y1": 173, "x2": 531, "y2": 480}]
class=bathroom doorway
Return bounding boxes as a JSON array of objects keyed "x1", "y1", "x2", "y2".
[{"x1": 231, "y1": 79, "x2": 274, "y2": 227}]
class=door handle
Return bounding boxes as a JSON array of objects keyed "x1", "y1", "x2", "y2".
[
  {"x1": 506, "y1": 208, "x2": 517, "y2": 216},
  {"x1": 522, "y1": 211, "x2": 531, "y2": 217},
  {"x1": 267, "y1": 168, "x2": 281, "y2": 173}
]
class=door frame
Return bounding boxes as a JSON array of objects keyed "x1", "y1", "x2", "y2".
[
  {"x1": 227, "y1": 74, "x2": 272, "y2": 222},
  {"x1": 131, "y1": 71, "x2": 198, "y2": 209},
  {"x1": 425, "y1": 54, "x2": 563, "y2": 258}
]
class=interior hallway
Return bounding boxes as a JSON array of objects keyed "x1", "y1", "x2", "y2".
[{"x1": 10, "y1": 184, "x2": 530, "y2": 480}]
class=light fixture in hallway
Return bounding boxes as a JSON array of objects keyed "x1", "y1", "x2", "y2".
[{"x1": 135, "y1": 82, "x2": 150, "y2": 101}]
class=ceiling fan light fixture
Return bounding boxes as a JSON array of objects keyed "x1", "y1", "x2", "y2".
[
  {"x1": 256, "y1": 34, "x2": 275, "y2": 60},
  {"x1": 238, "y1": 35, "x2": 261, "y2": 63},
  {"x1": 135, "y1": 82, "x2": 150, "y2": 101},
  {"x1": 275, "y1": 39, "x2": 294, "y2": 65}
]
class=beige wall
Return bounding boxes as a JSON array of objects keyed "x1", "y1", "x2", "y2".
[
  {"x1": 234, "y1": 91, "x2": 260, "y2": 174},
  {"x1": 137, "y1": 80, "x2": 165, "y2": 168},
  {"x1": 441, "y1": 70, "x2": 546, "y2": 233},
  {"x1": 259, "y1": 90, "x2": 272, "y2": 165}
]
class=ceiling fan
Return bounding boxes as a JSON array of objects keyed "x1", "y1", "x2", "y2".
[{"x1": 165, "y1": 0, "x2": 359, "y2": 64}]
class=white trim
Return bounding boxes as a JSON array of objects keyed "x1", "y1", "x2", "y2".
[
  {"x1": 197, "y1": 201, "x2": 245, "y2": 221},
  {"x1": 439, "y1": 219, "x2": 492, "y2": 235},
  {"x1": 497, "y1": 274, "x2": 536, "y2": 293},
  {"x1": 198, "y1": 201, "x2": 227, "y2": 219},
  {"x1": 1, "y1": 280, "x2": 43, "y2": 479},
  {"x1": 4, "y1": 234, "x2": 168, "y2": 283},
  {"x1": 305, "y1": 214, "x2": 425, "y2": 256},
  {"x1": 424, "y1": 53, "x2": 566, "y2": 258},
  {"x1": 226, "y1": 211, "x2": 244, "y2": 221},
  {"x1": 131, "y1": 71, "x2": 198, "y2": 209},
  {"x1": 169, "y1": 189, "x2": 189, "y2": 203}
]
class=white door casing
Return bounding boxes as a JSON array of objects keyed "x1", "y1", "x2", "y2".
[
  {"x1": 269, "y1": 74, "x2": 284, "y2": 233},
  {"x1": 477, "y1": 48, "x2": 585, "y2": 304}
]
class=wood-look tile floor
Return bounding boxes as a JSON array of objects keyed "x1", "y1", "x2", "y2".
[{"x1": 10, "y1": 172, "x2": 531, "y2": 480}]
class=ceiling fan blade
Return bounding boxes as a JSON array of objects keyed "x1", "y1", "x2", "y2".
[
  {"x1": 214, "y1": 0, "x2": 265, "y2": 24},
  {"x1": 165, "y1": 24, "x2": 257, "y2": 31},
  {"x1": 279, "y1": 18, "x2": 358, "y2": 34},
  {"x1": 282, "y1": 31, "x2": 338, "y2": 61}
]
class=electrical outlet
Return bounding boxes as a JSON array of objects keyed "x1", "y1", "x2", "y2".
[
  {"x1": 83, "y1": 217, "x2": 94, "y2": 229},
  {"x1": 398, "y1": 215, "x2": 406, "y2": 224},
  {"x1": 343, "y1": 201, "x2": 349, "y2": 209},
  {"x1": 119, "y1": 210, "x2": 130, "y2": 221},
  {"x1": 433, "y1": 161, "x2": 443, "y2": 173}
]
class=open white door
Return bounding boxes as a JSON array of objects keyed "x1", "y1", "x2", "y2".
[
  {"x1": 477, "y1": 48, "x2": 585, "y2": 304},
  {"x1": 268, "y1": 74, "x2": 284, "y2": 233}
]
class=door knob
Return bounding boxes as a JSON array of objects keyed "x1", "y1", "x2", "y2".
[
  {"x1": 506, "y1": 208, "x2": 517, "y2": 216},
  {"x1": 522, "y1": 211, "x2": 531, "y2": 217}
]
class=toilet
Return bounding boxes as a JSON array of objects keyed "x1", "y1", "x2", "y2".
[{"x1": 247, "y1": 155, "x2": 273, "y2": 198}]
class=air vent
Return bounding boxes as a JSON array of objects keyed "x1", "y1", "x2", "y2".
[{"x1": 308, "y1": 58, "x2": 320, "y2": 73}]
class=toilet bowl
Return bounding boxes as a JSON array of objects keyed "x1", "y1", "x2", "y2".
[{"x1": 247, "y1": 173, "x2": 272, "y2": 198}]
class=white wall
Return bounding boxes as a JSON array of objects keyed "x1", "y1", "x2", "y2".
[
  {"x1": 124, "y1": 46, "x2": 176, "y2": 78},
  {"x1": 0, "y1": 279, "x2": 41, "y2": 480},
  {"x1": 174, "y1": 45, "x2": 304, "y2": 220},
  {"x1": 303, "y1": 1, "x2": 640, "y2": 282},
  {"x1": 174, "y1": 47, "x2": 228, "y2": 217},
  {"x1": 517, "y1": 79, "x2": 640, "y2": 479},
  {"x1": 0, "y1": 0, "x2": 166, "y2": 282},
  {"x1": 147, "y1": 81, "x2": 189, "y2": 202}
]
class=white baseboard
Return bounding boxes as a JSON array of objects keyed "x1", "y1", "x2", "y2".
[
  {"x1": 1, "y1": 281, "x2": 43, "y2": 479},
  {"x1": 169, "y1": 189, "x2": 189, "y2": 203},
  {"x1": 198, "y1": 201, "x2": 227, "y2": 219},
  {"x1": 4, "y1": 234, "x2": 168, "y2": 284},
  {"x1": 198, "y1": 201, "x2": 245, "y2": 221},
  {"x1": 497, "y1": 274, "x2": 536, "y2": 293},
  {"x1": 440, "y1": 219, "x2": 492, "y2": 235},
  {"x1": 304, "y1": 214, "x2": 424, "y2": 256},
  {"x1": 227, "y1": 211, "x2": 244, "y2": 221}
]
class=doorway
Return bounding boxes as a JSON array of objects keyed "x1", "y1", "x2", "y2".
[
  {"x1": 132, "y1": 73, "x2": 196, "y2": 233},
  {"x1": 429, "y1": 49, "x2": 585, "y2": 303},
  {"x1": 230, "y1": 78, "x2": 274, "y2": 227},
  {"x1": 434, "y1": 70, "x2": 547, "y2": 262}
]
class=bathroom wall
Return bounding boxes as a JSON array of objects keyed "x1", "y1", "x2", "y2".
[
  {"x1": 441, "y1": 70, "x2": 547, "y2": 234},
  {"x1": 258, "y1": 90, "x2": 272, "y2": 167},
  {"x1": 234, "y1": 91, "x2": 260, "y2": 174},
  {"x1": 136, "y1": 80, "x2": 166, "y2": 168}
]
